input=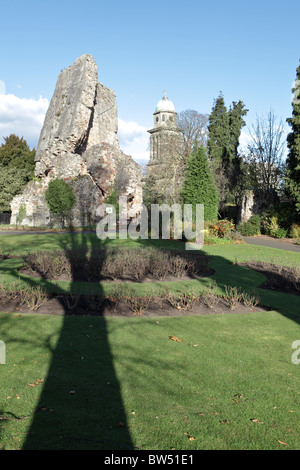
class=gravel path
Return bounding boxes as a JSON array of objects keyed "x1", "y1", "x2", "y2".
[{"x1": 243, "y1": 236, "x2": 300, "y2": 253}]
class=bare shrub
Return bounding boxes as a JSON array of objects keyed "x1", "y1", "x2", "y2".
[
  {"x1": 165, "y1": 291, "x2": 200, "y2": 311},
  {"x1": 201, "y1": 281, "x2": 218, "y2": 309},
  {"x1": 18, "y1": 284, "x2": 49, "y2": 310},
  {"x1": 224, "y1": 285, "x2": 243, "y2": 310},
  {"x1": 21, "y1": 246, "x2": 211, "y2": 284},
  {"x1": 241, "y1": 290, "x2": 260, "y2": 308}
]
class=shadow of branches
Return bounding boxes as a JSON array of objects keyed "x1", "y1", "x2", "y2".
[{"x1": 0, "y1": 210, "x2": 134, "y2": 449}]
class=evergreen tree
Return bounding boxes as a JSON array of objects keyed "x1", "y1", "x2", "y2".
[
  {"x1": 207, "y1": 94, "x2": 248, "y2": 204},
  {"x1": 207, "y1": 92, "x2": 231, "y2": 166},
  {"x1": 228, "y1": 100, "x2": 248, "y2": 162},
  {"x1": 208, "y1": 96, "x2": 248, "y2": 165},
  {"x1": 180, "y1": 145, "x2": 219, "y2": 221},
  {"x1": 227, "y1": 101, "x2": 248, "y2": 199},
  {"x1": 0, "y1": 134, "x2": 35, "y2": 181},
  {"x1": 45, "y1": 179, "x2": 76, "y2": 227},
  {"x1": 0, "y1": 167, "x2": 28, "y2": 212},
  {"x1": 285, "y1": 64, "x2": 300, "y2": 213}
]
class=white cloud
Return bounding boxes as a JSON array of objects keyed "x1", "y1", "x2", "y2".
[
  {"x1": 238, "y1": 129, "x2": 252, "y2": 152},
  {"x1": 0, "y1": 88, "x2": 150, "y2": 164},
  {"x1": 0, "y1": 90, "x2": 49, "y2": 148},
  {"x1": 0, "y1": 81, "x2": 6, "y2": 95},
  {"x1": 118, "y1": 118, "x2": 150, "y2": 164}
]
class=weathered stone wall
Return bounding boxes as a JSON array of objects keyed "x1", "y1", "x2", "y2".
[
  {"x1": 87, "y1": 83, "x2": 120, "y2": 149},
  {"x1": 11, "y1": 54, "x2": 143, "y2": 227},
  {"x1": 10, "y1": 180, "x2": 50, "y2": 226},
  {"x1": 237, "y1": 189, "x2": 280, "y2": 224},
  {"x1": 34, "y1": 54, "x2": 98, "y2": 176}
]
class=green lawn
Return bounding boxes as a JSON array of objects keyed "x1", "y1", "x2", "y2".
[{"x1": 0, "y1": 233, "x2": 300, "y2": 450}]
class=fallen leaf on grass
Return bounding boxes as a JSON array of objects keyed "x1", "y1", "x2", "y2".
[
  {"x1": 169, "y1": 335, "x2": 182, "y2": 342},
  {"x1": 183, "y1": 432, "x2": 195, "y2": 441},
  {"x1": 250, "y1": 418, "x2": 263, "y2": 424},
  {"x1": 278, "y1": 440, "x2": 288, "y2": 447},
  {"x1": 28, "y1": 378, "x2": 45, "y2": 388}
]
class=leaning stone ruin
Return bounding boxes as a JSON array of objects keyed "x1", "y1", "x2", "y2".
[{"x1": 10, "y1": 54, "x2": 143, "y2": 227}]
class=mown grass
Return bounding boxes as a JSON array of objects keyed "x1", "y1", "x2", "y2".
[
  {"x1": 0, "y1": 235, "x2": 299, "y2": 317},
  {"x1": 0, "y1": 311, "x2": 300, "y2": 450},
  {"x1": 0, "y1": 232, "x2": 300, "y2": 449}
]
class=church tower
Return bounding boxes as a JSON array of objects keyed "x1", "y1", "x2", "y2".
[{"x1": 148, "y1": 91, "x2": 180, "y2": 164}]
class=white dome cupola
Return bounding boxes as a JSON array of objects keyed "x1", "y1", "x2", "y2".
[
  {"x1": 153, "y1": 91, "x2": 177, "y2": 128},
  {"x1": 148, "y1": 91, "x2": 180, "y2": 163},
  {"x1": 155, "y1": 90, "x2": 176, "y2": 113}
]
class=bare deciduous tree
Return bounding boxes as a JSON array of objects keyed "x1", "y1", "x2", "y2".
[
  {"x1": 177, "y1": 109, "x2": 209, "y2": 160},
  {"x1": 245, "y1": 110, "x2": 286, "y2": 191}
]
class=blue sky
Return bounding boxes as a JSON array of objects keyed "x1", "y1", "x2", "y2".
[{"x1": 0, "y1": 0, "x2": 299, "y2": 163}]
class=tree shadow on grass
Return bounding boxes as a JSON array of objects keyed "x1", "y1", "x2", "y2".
[
  {"x1": 20, "y1": 240, "x2": 299, "y2": 450},
  {"x1": 211, "y1": 248, "x2": 300, "y2": 326},
  {"x1": 1, "y1": 233, "x2": 300, "y2": 449},
  {"x1": 9, "y1": 227, "x2": 134, "y2": 450},
  {"x1": 136, "y1": 239, "x2": 300, "y2": 325}
]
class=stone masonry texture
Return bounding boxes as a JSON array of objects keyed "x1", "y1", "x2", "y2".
[{"x1": 10, "y1": 54, "x2": 143, "y2": 227}]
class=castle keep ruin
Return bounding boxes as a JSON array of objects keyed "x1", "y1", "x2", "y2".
[{"x1": 10, "y1": 54, "x2": 143, "y2": 227}]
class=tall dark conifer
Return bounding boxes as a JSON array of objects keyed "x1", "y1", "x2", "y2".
[
  {"x1": 180, "y1": 145, "x2": 219, "y2": 221},
  {"x1": 285, "y1": 64, "x2": 300, "y2": 213},
  {"x1": 207, "y1": 92, "x2": 231, "y2": 166},
  {"x1": 228, "y1": 100, "x2": 248, "y2": 162},
  {"x1": 207, "y1": 94, "x2": 248, "y2": 204}
]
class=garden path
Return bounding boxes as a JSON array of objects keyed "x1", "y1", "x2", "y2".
[{"x1": 243, "y1": 235, "x2": 300, "y2": 252}]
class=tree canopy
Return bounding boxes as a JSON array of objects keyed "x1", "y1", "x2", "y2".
[
  {"x1": 207, "y1": 93, "x2": 231, "y2": 165},
  {"x1": 180, "y1": 145, "x2": 219, "y2": 221},
  {"x1": 0, "y1": 135, "x2": 36, "y2": 213},
  {"x1": 45, "y1": 179, "x2": 76, "y2": 226},
  {"x1": 0, "y1": 134, "x2": 35, "y2": 181},
  {"x1": 285, "y1": 64, "x2": 300, "y2": 213},
  {"x1": 177, "y1": 109, "x2": 209, "y2": 159},
  {"x1": 207, "y1": 93, "x2": 248, "y2": 204},
  {"x1": 246, "y1": 110, "x2": 285, "y2": 191},
  {"x1": 0, "y1": 167, "x2": 29, "y2": 212}
]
